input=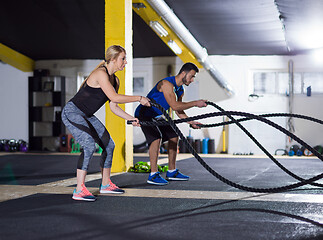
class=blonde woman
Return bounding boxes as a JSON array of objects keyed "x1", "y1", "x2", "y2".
[{"x1": 62, "y1": 45, "x2": 150, "y2": 201}]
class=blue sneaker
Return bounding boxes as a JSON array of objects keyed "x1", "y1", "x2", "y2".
[
  {"x1": 147, "y1": 172, "x2": 169, "y2": 185},
  {"x1": 166, "y1": 169, "x2": 190, "y2": 181}
]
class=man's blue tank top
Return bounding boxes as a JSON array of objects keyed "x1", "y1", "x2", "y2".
[{"x1": 135, "y1": 76, "x2": 184, "y2": 118}]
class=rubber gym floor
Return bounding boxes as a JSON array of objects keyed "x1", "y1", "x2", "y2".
[{"x1": 0, "y1": 152, "x2": 322, "y2": 240}]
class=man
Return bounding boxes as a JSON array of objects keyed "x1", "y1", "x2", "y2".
[{"x1": 134, "y1": 62, "x2": 207, "y2": 185}]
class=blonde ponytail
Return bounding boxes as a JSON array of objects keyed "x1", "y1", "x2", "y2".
[
  {"x1": 78, "y1": 45, "x2": 126, "y2": 90},
  {"x1": 79, "y1": 60, "x2": 105, "y2": 89}
]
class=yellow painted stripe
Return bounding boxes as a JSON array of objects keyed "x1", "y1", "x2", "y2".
[
  {"x1": 100, "y1": 188, "x2": 323, "y2": 204},
  {"x1": 105, "y1": 0, "x2": 127, "y2": 172},
  {"x1": 0, "y1": 43, "x2": 34, "y2": 72},
  {"x1": 132, "y1": 0, "x2": 202, "y2": 68},
  {"x1": 2, "y1": 185, "x2": 322, "y2": 204}
]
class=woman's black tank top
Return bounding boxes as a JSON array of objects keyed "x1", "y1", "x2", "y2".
[{"x1": 70, "y1": 65, "x2": 117, "y2": 116}]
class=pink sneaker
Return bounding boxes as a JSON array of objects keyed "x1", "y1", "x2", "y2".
[
  {"x1": 72, "y1": 184, "x2": 96, "y2": 201},
  {"x1": 100, "y1": 180, "x2": 125, "y2": 194}
]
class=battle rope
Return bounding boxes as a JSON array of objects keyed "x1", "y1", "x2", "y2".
[
  {"x1": 131, "y1": 101, "x2": 323, "y2": 193},
  {"x1": 205, "y1": 101, "x2": 323, "y2": 188}
]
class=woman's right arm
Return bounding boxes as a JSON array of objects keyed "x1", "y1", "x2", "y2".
[{"x1": 96, "y1": 70, "x2": 150, "y2": 106}]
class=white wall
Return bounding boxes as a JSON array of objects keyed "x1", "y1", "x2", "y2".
[{"x1": 0, "y1": 62, "x2": 32, "y2": 141}]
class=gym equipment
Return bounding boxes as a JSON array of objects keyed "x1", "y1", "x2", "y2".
[
  {"x1": 17, "y1": 139, "x2": 28, "y2": 152},
  {"x1": 0, "y1": 139, "x2": 6, "y2": 151},
  {"x1": 128, "y1": 161, "x2": 150, "y2": 173},
  {"x1": 186, "y1": 136, "x2": 194, "y2": 153},
  {"x1": 70, "y1": 138, "x2": 81, "y2": 153},
  {"x1": 314, "y1": 145, "x2": 323, "y2": 155},
  {"x1": 303, "y1": 146, "x2": 322, "y2": 156},
  {"x1": 296, "y1": 149, "x2": 303, "y2": 156},
  {"x1": 220, "y1": 117, "x2": 228, "y2": 153},
  {"x1": 178, "y1": 139, "x2": 186, "y2": 153},
  {"x1": 159, "y1": 143, "x2": 167, "y2": 154},
  {"x1": 202, "y1": 138, "x2": 209, "y2": 154},
  {"x1": 274, "y1": 149, "x2": 288, "y2": 155},
  {"x1": 288, "y1": 145, "x2": 300, "y2": 156},
  {"x1": 128, "y1": 161, "x2": 168, "y2": 173},
  {"x1": 290, "y1": 145, "x2": 300, "y2": 153},
  {"x1": 194, "y1": 139, "x2": 201, "y2": 153},
  {"x1": 95, "y1": 144, "x2": 103, "y2": 153},
  {"x1": 4, "y1": 139, "x2": 18, "y2": 152},
  {"x1": 59, "y1": 134, "x2": 73, "y2": 152},
  {"x1": 304, "y1": 148, "x2": 313, "y2": 156},
  {"x1": 158, "y1": 165, "x2": 168, "y2": 172},
  {"x1": 307, "y1": 86, "x2": 311, "y2": 96},
  {"x1": 300, "y1": 146, "x2": 306, "y2": 155},
  {"x1": 208, "y1": 139, "x2": 215, "y2": 153}
]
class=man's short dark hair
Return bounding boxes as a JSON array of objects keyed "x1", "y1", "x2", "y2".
[{"x1": 178, "y1": 62, "x2": 199, "y2": 74}]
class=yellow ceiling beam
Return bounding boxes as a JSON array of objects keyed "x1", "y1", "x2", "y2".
[
  {"x1": 0, "y1": 43, "x2": 34, "y2": 72},
  {"x1": 132, "y1": 0, "x2": 202, "y2": 68}
]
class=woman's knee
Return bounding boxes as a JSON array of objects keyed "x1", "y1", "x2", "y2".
[
  {"x1": 84, "y1": 142, "x2": 97, "y2": 155},
  {"x1": 107, "y1": 138, "x2": 115, "y2": 150}
]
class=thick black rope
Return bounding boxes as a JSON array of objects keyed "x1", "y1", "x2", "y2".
[
  {"x1": 139, "y1": 101, "x2": 323, "y2": 193},
  {"x1": 141, "y1": 112, "x2": 323, "y2": 127},
  {"x1": 197, "y1": 112, "x2": 323, "y2": 128},
  {"x1": 205, "y1": 101, "x2": 323, "y2": 188}
]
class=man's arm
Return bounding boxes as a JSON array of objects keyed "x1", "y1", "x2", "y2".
[
  {"x1": 174, "y1": 94, "x2": 188, "y2": 118},
  {"x1": 160, "y1": 80, "x2": 206, "y2": 111},
  {"x1": 160, "y1": 80, "x2": 206, "y2": 129},
  {"x1": 175, "y1": 94, "x2": 204, "y2": 129}
]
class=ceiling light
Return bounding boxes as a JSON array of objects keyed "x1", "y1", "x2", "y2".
[
  {"x1": 149, "y1": 21, "x2": 168, "y2": 37},
  {"x1": 297, "y1": 23, "x2": 323, "y2": 49},
  {"x1": 132, "y1": 3, "x2": 146, "y2": 10},
  {"x1": 167, "y1": 40, "x2": 182, "y2": 54},
  {"x1": 312, "y1": 48, "x2": 323, "y2": 64}
]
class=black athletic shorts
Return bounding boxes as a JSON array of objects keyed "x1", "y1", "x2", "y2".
[{"x1": 139, "y1": 116, "x2": 178, "y2": 146}]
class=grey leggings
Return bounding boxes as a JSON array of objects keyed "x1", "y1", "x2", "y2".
[{"x1": 61, "y1": 101, "x2": 115, "y2": 171}]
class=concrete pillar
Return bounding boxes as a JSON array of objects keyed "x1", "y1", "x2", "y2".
[{"x1": 105, "y1": 0, "x2": 133, "y2": 172}]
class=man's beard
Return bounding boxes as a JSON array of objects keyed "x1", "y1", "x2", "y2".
[{"x1": 182, "y1": 73, "x2": 189, "y2": 86}]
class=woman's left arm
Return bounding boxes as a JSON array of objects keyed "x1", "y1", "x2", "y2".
[{"x1": 109, "y1": 102, "x2": 140, "y2": 126}]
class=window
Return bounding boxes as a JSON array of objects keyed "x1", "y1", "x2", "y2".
[
  {"x1": 133, "y1": 77, "x2": 144, "y2": 93},
  {"x1": 253, "y1": 71, "x2": 323, "y2": 95},
  {"x1": 303, "y1": 73, "x2": 323, "y2": 94},
  {"x1": 277, "y1": 73, "x2": 302, "y2": 94},
  {"x1": 253, "y1": 72, "x2": 275, "y2": 94}
]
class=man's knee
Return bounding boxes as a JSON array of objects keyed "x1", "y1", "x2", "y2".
[
  {"x1": 148, "y1": 138, "x2": 161, "y2": 149},
  {"x1": 169, "y1": 137, "x2": 179, "y2": 144}
]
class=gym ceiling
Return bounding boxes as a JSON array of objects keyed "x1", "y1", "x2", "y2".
[{"x1": 1, "y1": 0, "x2": 323, "y2": 61}]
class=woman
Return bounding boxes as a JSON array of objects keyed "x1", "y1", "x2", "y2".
[{"x1": 62, "y1": 45, "x2": 150, "y2": 201}]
